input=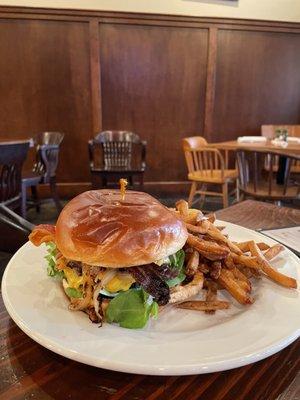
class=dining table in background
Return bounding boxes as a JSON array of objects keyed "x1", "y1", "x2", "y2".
[
  {"x1": 0, "y1": 200, "x2": 299, "y2": 400},
  {"x1": 210, "y1": 139, "x2": 300, "y2": 155}
]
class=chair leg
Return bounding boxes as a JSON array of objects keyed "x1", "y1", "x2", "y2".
[
  {"x1": 222, "y1": 183, "x2": 229, "y2": 208},
  {"x1": 188, "y1": 182, "x2": 197, "y2": 206},
  {"x1": 91, "y1": 173, "x2": 97, "y2": 189},
  {"x1": 21, "y1": 183, "x2": 27, "y2": 219},
  {"x1": 235, "y1": 179, "x2": 240, "y2": 203},
  {"x1": 139, "y1": 173, "x2": 144, "y2": 189},
  {"x1": 199, "y1": 184, "x2": 207, "y2": 208},
  {"x1": 49, "y1": 176, "x2": 62, "y2": 212},
  {"x1": 31, "y1": 185, "x2": 40, "y2": 212},
  {"x1": 102, "y1": 176, "x2": 108, "y2": 188}
]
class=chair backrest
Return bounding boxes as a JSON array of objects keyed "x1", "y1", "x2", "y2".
[
  {"x1": 33, "y1": 144, "x2": 60, "y2": 183},
  {"x1": 91, "y1": 131, "x2": 144, "y2": 169},
  {"x1": 0, "y1": 141, "x2": 30, "y2": 205},
  {"x1": 182, "y1": 139, "x2": 225, "y2": 179},
  {"x1": 182, "y1": 136, "x2": 208, "y2": 151},
  {"x1": 236, "y1": 148, "x2": 300, "y2": 198},
  {"x1": 36, "y1": 131, "x2": 64, "y2": 146},
  {"x1": 261, "y1": 125, "x2": 300, "y2": 139}
]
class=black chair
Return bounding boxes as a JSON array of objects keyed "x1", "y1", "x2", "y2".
[
  {"x1": 21, "y1": 132, "x2": 64, "y2": 218},
  {"x1": 236, "y1": 148, "x2": 300, "y2": 202},
  {"x1": 88, "y1": 131, "x2": 146, "y2": 188},
  {"x1": 0, "y1": 141, "x2": 34, "y2": 252},
  {"x1": 35, "y1": 131, "x2": 64, "y2": 146}
]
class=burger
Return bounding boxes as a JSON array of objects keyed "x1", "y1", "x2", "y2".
[{"x1": 29, "y1": 189, "x2": 204, "y2": 329}]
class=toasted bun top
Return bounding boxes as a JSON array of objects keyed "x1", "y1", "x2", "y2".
[{"x1": 55, "y1": 190, "x2": 188, "y2": 268}]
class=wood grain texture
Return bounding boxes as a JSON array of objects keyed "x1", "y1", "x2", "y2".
[
  {"x1": 99, "y1": 23, "x2": 208, "y2": 181},
  {"x1": 216, "y1": 199, "x2": 300, "y2": 229},
  {"x1": 0, "y1": 200, "x2": 299, "y2": 400},
  {"x1": 212, "y1": 30, "x2": 300, "y2": 142},
  {"x1": 89, "y1": 19, "x2": 102, "y2": 134},
  {"x1": 0, "y1": 17, "x2": 93, "y2": 183},
  {"x1": 204, "y1": 27, "x2": 218, "y2": 140}
]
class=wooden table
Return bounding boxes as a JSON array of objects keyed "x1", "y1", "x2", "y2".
[
  {"x1": 211, "y1": 139, "x2": 300, "y2": 155},
  {"x1": 0, "y1": 200, "x2": 299, "y2": 400}
]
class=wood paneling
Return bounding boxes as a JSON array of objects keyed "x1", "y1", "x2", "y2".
[
  {"x1": 0, "y1": 18, "x2": 92, "y2": 182},
  {"x1": 99, "y1": 24, "x2": 208, "y2": 181},
  {"x1": 212, "y1": 30, "x2": 300, "y2": 141},
  {"x1": 0, "y1": 7, "x2": 300, "y2": 192}
]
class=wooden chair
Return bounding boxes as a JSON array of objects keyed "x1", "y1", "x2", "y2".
[
  {"x1": 236, "y1": 148, "x2": 300, "y2": 202},
  {"x1": 88, "y1": 131, "x2": 146, "y2": 188},
  {"x1": 21, "y1": 133, "x2": 64, "y2": 218},
  {"x1": 0, "y1": 141, "x2": 34, "y2": 251},
  {"x1": 183, "y1": 136, "x2": 238, "y2": 208},
  {"x1": 35, "y1": 131, "x2": 64, "y2": 146}
]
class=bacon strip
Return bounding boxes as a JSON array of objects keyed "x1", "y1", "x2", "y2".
[{"x1": 29, "y1": 224, "x2": 56, "y2": 246}]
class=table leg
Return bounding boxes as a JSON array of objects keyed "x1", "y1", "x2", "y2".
[{"x1": 276, "y1": 156, "x2": 287, "y2": 185}]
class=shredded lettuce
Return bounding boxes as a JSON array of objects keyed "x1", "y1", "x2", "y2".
[
  {"x1": 65, "y1": 287, "x2": 83, "y2": 298},
  {"x1": 166, "y1": 249, "x2": 186, "y2": 287},
  {"x1": 106, "y1": 288, "x2": 159, "y2": 329},
  {"x1": 45, "y1": 242, "x2": 64, "y2": 279}
]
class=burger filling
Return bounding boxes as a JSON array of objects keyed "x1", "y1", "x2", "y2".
[{"x1": 45, "y1": 241, "x2": 187, "y2": 329}]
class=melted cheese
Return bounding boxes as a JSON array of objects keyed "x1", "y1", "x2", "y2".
[
  {"x1": 63, "y1": 266, "x2": 84, "y2": 289},
  {"x1": 105, "y1": 273, "x2": 135, "y2": 292}
]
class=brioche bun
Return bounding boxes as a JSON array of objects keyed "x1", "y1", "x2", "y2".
[{"x1": 55, "y1": 190, "x2": 188, "y2": 268}]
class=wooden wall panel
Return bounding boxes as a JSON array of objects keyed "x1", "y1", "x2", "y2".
[
  {"x1": 99, "y1": 24, "x2": 208, "y2": 181},
  {"x1": 212, "y1": 30, "x2": 300, "y2": 141},
  {"x1": 0, "y1": 18, "x2": 92, "y2": 182},
  {"x1": 0, "y1": 7, "x2": 300, "y2": 193}
]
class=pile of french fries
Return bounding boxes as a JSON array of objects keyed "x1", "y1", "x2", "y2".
[{"x1": 172, "y1": 200, "x2": 297, "y2": 313}]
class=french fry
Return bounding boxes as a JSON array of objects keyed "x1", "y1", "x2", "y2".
[
  {"x1": 205, "y1": 213, "x2": 216, "y2": 224},
  {"x1": 257, "y1": 242, "x2": 271, "y2": 251},
  {"x1": 224, "y1": 254, "x2": 235, "y2": 270},
  {"x1": 231, "y1": 253, "x2": 261, "y2": 269},
  {"x1": 230, "y1": 267, "x2": 252, "y2": 292},
  {"x1": 174, "y1": 202, "x2": 203, "y2": 225},
  {"x1": 205, "y1": 280, "x2": 218, "y2": 314},
  {"x1": 235, "y1": 241, "x2": 251, "y2": 252},
  {"x1": 230, "y1": 266, "x2": 248, "y2": 282},
  {"x1": 186, "y1": 220, "x2": 210, "y2": 234},
  {"x1": 236, "y1": 241, "x2": 270, "y2": 253},
  {"x1": 209, "y1": 261, "x2": 221, "y2": 280},
  {"x1": 264, "y1": 244, "x2": 284, "y2": 261},
  {"x1": 187, "y1": 234, "x2": 230, "y2": 261},
  {"x1": 186, "y1": 250, "x2": 199, "y2": 277},
  {"x1": 177, "y1": 300, "x2": 230, "y2": 311},
  {"x1": 206, "y1": 224, "x2": 243, "y2": 255},
  {"x1": 239, "y1": 266, "x2": 261, "y2": 279},
  {"x1": 217, "y1": 269, "x2": 253, "y2": 305},
  {"x1": 175, "y1": 199, "x2": 189, "y2": 217},
  {"x1": 248, "y1": 241, "x2": 297, "y2": 289},
  {"x1": 198, "y1": 262, "x2": 210, "y2": 274},
  {"x1": 173, "y1": 199, "x2": 297, "y2": 315}
]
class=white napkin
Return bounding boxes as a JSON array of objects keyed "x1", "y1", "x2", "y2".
[
  {"x1": 237, "y1": 136, "x2": 267, "y2": 143},
  {"x1": 271, "y1": 139, "x2": 288, "y2": 148},
  {"x1": 287, "y1": 137, "x2": 300, "y2": 144}
]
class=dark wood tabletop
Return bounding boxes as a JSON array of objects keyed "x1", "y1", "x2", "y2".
[{"x1": 0, "y1": 200, "x2": 299, "y2": 400}]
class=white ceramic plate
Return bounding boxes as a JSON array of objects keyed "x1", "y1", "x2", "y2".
[{"x1": 2, "y1": 221, "x2": 300, "y2": 376}]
